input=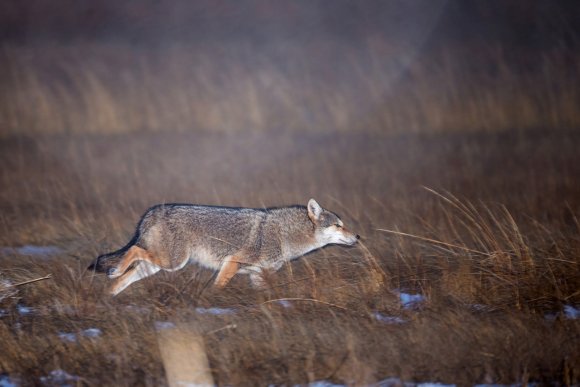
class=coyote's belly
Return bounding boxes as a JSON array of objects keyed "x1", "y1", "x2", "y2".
[{"x1": 187, "y1": 245, "x2": 223, "y2": 271}]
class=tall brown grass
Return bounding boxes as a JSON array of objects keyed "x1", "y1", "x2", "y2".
[
  {"x1": 2, "y1": 40, "x2": 580, "y2": 137},
  {"x1": 0, "y1": 130, "x2": 578, "y2": 384}
]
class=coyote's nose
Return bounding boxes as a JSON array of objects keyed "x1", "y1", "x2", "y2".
[{"x1": 356, "y1": 234, "x2": 360, "y2": 240}]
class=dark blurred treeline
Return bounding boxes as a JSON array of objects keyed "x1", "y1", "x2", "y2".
[{"x1": 1, "y1": 0, "x2": 579, "y2": 48}]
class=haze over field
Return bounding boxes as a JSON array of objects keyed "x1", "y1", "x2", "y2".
[
  {"x1": 2, "y1": 1, "x2": 580, "y2": 136},
  {"x1": 0, "y1": 1, "x2": 579, "y2": 385}
]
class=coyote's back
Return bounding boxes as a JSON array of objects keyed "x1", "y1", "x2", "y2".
[{"x1": 89, "y1": 199, "x2": 359, "y2": 295}]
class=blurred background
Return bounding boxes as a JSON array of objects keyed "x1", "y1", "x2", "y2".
[{"x1": 2, "y1": 0, "x2": 580, "y2": 135}]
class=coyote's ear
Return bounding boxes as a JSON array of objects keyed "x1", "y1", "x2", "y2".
[{"x1": 307, "y1": 199, "x2": 323, "y2": 222}]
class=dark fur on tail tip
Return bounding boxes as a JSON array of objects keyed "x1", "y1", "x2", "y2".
[
  {"x1": 87, "y1": 254, "x2": 108, "y2": 273},
  {"x1": 87, "y1": 250, "x2": 125, "y2": 273}
]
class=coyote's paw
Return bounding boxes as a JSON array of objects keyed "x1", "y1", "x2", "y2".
[{"x1": 107, "y1": 267, "x2": 122, "y2": 278}]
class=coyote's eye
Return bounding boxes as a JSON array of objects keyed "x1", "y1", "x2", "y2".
[{"x1": 335, "y1": 223, "x2": 342, "y2": 228}]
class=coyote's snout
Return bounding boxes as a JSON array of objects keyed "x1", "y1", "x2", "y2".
[{"x1": 88, "y1": 199, "x2": 359, "y2": 295}]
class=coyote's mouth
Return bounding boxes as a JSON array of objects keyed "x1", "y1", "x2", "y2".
[{"x1": 339, "y1": 238, "x2": 358, "y2": 246}]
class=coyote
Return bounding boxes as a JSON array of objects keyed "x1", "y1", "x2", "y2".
[{"x1": 88, "y1": 199, "x2": 359, "y2": 295}]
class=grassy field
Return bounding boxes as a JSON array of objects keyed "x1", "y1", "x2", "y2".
[
  {"x1": 1, "y1": 4, "x2": 580, "y2": 383},
  {"x1": 0, "y1": 128, "x2": 579, "y2": 385},
  {"x1": 2, "y1": 40, "x2": 580, "y2": 137}
]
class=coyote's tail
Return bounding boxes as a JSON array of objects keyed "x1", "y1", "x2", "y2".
[
  {"x1": 87, "y1": 249, "x2": 126, "y2": 273},
  {"x1": 88, "y1": 232, "x2": 139, "y2": 273}
]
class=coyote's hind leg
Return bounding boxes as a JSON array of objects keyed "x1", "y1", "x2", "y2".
[
  {"x1": 214, "y1": 256, "x2": 241, "y2": 288},
  {"x1": 109, "y1": 260, "x2": 160, "y2": 296},
  {"x1": 108, "y1": 245, "x2": 154, "y2": 278}
]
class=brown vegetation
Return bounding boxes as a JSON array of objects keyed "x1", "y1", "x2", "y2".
[
  {"x1": 2, "y1": 40, "x2": 580, "y2": 137},
  {"x1": 1, "y1": 3, "x2": 580, "y2": 384},
  {"x1": 0, "y1": 129, "x2": 579, "y2": 385}
]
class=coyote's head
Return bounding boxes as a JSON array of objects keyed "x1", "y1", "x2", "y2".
[{"x1": 307, "y1": 199, "x2": 360, "y2": 246}]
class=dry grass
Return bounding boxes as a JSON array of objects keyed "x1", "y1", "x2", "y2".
[
  {"x1": 2, "y1": 40, "x2": 580, "y2": 137},
  {"x1": 0, "y1": 130, "x2": 579, "y2": 385},
  {"x1": 2, "y1": 4, "x2": 580, "y2": 384}
]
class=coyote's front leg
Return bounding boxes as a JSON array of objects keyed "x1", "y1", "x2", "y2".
[
  {"x1": 214, "y1": 256, "x2": 241, "y2": 288},
  {"x1": 247, "y1": 267, "x2": 267, "y2": 288}
]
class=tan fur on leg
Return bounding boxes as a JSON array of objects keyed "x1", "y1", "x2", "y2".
[
  {"x1": 110, "y1": 245, "x2": 158, "y2": 278},
  {"x1": 110, "y1": 261, "x2": 160, "y2": 296},
  {"x1": 214, "y1": 257, "x2": 240, "y2": 288}
]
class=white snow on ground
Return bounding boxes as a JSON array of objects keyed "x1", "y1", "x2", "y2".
[
  {"x1": 304, "y1": 379, "x2": 545, "y2": 387},
  {"x1": 81, "y1": 328, "x2": 102, "y2": 338},
  {"x1": 308, "y1": 381, "x2": 345, "y2": 387},
  {"x1": 0, "y1": 278, "x2": 17, "y2": 302},
  {"x1": 195, "y1": 307, "x2": 236, "y2": 315},
  {"x1": 58, "y1": 328, "x2": 102, "y2": 343},
  {"x1": 0, "y1": 374, "x2": 19, "y2": 387},
  {"x1": 371, "y1": 290, "x2": 426, "y2": 324},
  {"x1": 308, "y1": 380, "x2": 544, "y2": 387},
  {"x1": 276, "y1": 300, "x2": 293, "y2": 308},
  {"x1": 545, "y1": 304, "x2": 580, "y2": 321},
  {"x1": 17, "y1": 305, "x2": 33, "y2": 315},
  {"x1": 564, "y1": 305, "x2": 580, "y2": 319},
  {"x1": 373, "y1": 312, "x2": 406, "y2": 324},
  {"x1": 474, "y1": 384, "x2": 540, "y2": 387},
  {"x1": 307, "y1": 380, "x2": 456, "y2": 387},
  {"x1": 0, "y1": 245, "x2": 63, "y2": 257},
  {"x1": 397, "y1": 291, "x2": 426, "y2": 309},
  {"x1": 58, "y1": 332, "x2": 77, "y2": 343},
  {"x1": 155, "y1": 321, "x2": 177, "y2": 330},
  {"x1": 40, "y1": 369, "x2": 80, "y2": 386},
  {"x1": 373, "y1": 379, "x2": 455, "y2": 387}
]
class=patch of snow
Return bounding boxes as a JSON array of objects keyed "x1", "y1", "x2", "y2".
[
  {"x1": 195, "y1": 307, "x2": 236, "y2": 315},
  {"x1": 0, "y1": 278, "x2": 17, "y2": 302},
  {"x1": 277, "y1": 379, "x2": 544, "y2": 387},
  {"x1": 307, "y1": 381, "x2": 456, "y2": 387},
  {"x1": 397, "y1": 291, "x2": 425, "y2": 309},
  {"x1": 17, "y1": 305, "x2": 34, "y2": 316},
  {"x1": 564, "y1": 305, "x2": 580, "y2": 319},
  {"x1": 81, "y1": 328, "x2": 102, "y2": 338},
  {"x1": 276, "y1": 300, "x2": 293, "y2": 308},
  {"x1": 545, "y1": 304, "x2": 580, "y2": 321},
  {"x1": 58, "y1": 328, "x2": 101, "y2": 343},
  {"x1": 0, "y1": 245, "x2": 62, "y2": 257},
  {"x1": 375, "y1": 381, "x2": 455, "y2": 387},
  {"x1": 308, "y1": 382, "x2": 345, "y2": 387},
  {"x1": 0, "y1": 373, "x2": 19, "y2": 387},
  {"x1": 58, "y1": 332, "x2": 76, "y2": 343},
  {"x1": 0, "y1": 309, "x2": 8, "y2": 318},
  {"x1": 375, "y1": 377, "x2": 415, "y2": 386},
  {"x1": 475, "y1": 384, "x2": 540, "y2": 387},
  {"x1": 40, "y1": 369, "x2": 79, "y2": 386},
  {"x1": 155, "y1": 321, "x2": 176, "y2": 330},
  {"x1": 373, "y1": 312, "x2": 406, "y2": 325}
]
